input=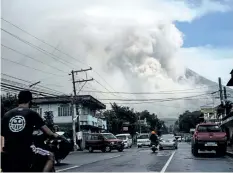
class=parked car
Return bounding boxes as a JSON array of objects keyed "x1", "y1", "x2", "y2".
[
  {"x1": 191, "y1": 123, "x2": 227, "y2": 156},
  {"x1": 85, "y1": 133, "x2": 124, "y2": 152},
  {"x1": 159, "y1": 134, "x2": 178, "y2": 150},
  {"x1": 116, "y1": 134, "x2": 133, "y2": 148},
  {"x1": 137, "y1": 133, "x2": 150, "y2": 148}
]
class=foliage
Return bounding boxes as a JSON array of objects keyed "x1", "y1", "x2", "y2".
[
  {"x1": 43, "y1": 111, "x2": 55, "y2": 132},
  {"x1": 176, "y1": 110, "x2": 204, "y2": 133},
  {"x1": 103, "y1": 103, "x2": 167, "y2": 136},
  {"x1": 1, "y1": 94, "x2": 18, "y2": 115}
]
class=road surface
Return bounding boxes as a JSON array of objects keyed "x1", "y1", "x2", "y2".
[{"x1": 56, "y1": 142, "x2": 233, "y2": 172}]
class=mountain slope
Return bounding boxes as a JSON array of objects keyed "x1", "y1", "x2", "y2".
[{"x1": 185, "y1": 68, "x2": 233, "y2": 99}]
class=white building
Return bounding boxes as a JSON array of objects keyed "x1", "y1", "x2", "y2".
[{"x1": 32, "y1": 95, "x2": 107, "y2": 133}]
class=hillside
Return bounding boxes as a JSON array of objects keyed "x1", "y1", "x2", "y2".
[{"x1": 185, "y1": 68, "x2": 233, "y2": 99}]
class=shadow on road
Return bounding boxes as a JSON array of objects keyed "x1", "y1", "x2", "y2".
[{"x1": 194, "y1": 152, "x2": 225, "y2": 159}]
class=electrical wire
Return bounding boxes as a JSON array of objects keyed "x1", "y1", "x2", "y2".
[
  {"x1": 1, "y1": 83, "x2": 59, "y2": 97},
  {"x1": 96, "y1": 92, "x2": 218, "y2": 102},
  {"x1": 81, "y1": 89, "x2": 218, "y2": 95},
  {"x1": 1, "y1": 44, "x2": 68, "y2": 73},
  {"x1": 2, "y1": 57, "x2": 66, "y2": 77},
  {"x1": 1, "y1": 73, "x2": 66, "y2": 92},
  {"x1": 1, "y1": 18, "x2": 124, "y2": 98},
  {"x1": 1, "y1": 77, "x2": 66, "y2": 96},
  {"x1": 1, "y1": 28, "x2": 75, "y2": 69}
]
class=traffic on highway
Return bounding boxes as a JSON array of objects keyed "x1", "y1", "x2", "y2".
[{"x1": 55, "y1": 131, "x2": 233, "y2": 172}]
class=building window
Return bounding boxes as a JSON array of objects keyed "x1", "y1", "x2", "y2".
[{"x1": 58, "y1": 106, "x2": 72, "y2": 117}]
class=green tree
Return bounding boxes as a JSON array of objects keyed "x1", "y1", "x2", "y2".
[
  {"x1": 1, "y1": 94, "x2": 18, "y2": 113},
  {"x1": 103, "y1": 103, "x2": 167, "y2": 136},
  {"x1": 177, "y1": 110, "x2": 203, "y2": 133},
  {"x1": 44, "y1": 111, "x2": 55, "y2": 132}
]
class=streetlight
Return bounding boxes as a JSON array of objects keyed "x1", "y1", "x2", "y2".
[{"x1": 29, "y1": 81, "x2": 41, "y2": 88}]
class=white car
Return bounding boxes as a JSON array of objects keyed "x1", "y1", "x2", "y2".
[
  {"x1": 137, "y1": 133, "x2": 150, "y2": 148},
  {"x1": 159, "y1": 134, "x2": 178, "y2": 150},
  {"x1": 116, "y1": 134, "x2": 133, "y2": 148}
]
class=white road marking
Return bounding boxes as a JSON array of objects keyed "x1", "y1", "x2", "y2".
[
  {"x1": 56, "y1": 165, "x2": 80, "y2": 172},
  {"x1": 160, "y1": 151, "x2": 176, "y2": 173},
  {"x1": 56, "y1": 154, "x2": 122, "y2": 172}
]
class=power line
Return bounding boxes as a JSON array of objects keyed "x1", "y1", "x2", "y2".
[
  {"x1": 96, "y1": 92, "x2": 217, "y2": 102},
  {"x1": 1, "y1": 76, "x2": 66, "y2": 95},
  {"x1": 81, "y1": 89, "x2": 217, "y2": 95},
  {"x1": 1, "y1": 17, "x2": 87, "y2": 67},
  {"x1": 94, "y1": 79, "x2": 129, "y2": 99},
  {"x1": 1, "y1": 44, "x2": 67, "y2": 73},
  {"x1": 1, "y1": 28, "x2": 75, "y2": 69},
  {"x1": 1, "y1": 18, "x2": 122, "y2": 97},
  {"x1": 2, "y1": 57, "x2": 65, "y2": 77},
  {"x1": 103, "y1": 102, "x2": 197, "y2": 109},
  {"x1": 1, "y1": 83, "x2": 59, "y2": 97}
]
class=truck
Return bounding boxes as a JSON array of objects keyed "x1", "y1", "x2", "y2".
[{"x1": 191, "y1": 123, "x2": 227, "y2": 156}]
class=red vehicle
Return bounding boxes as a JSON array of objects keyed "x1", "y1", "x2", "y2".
[
  {"x1": 85, "y1": 133, "x2": 124, "y2": 153},
  {"x1": 191, "y1": 123, "x2": 227, "y2": 156}
]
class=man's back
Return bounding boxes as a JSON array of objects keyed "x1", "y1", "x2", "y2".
[
  {"x1": 1, "y1": 107, "x2": 45, "y2": 153},
  {"x1": 150, "y1": 134, "x2": 158, "y2": 143}
]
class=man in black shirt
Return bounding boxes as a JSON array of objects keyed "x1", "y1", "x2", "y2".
[{"x1": 1, "y1": 90, "x2": 59, "y2": 172}]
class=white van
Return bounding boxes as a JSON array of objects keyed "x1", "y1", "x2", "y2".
[
  {"x1": 137, "y1": 133, "x2": 150, "y2": 148},
  {"x1": 116, "y1": 134, "x2": 133, "y2": 148}
]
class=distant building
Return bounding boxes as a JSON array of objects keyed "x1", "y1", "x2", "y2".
[
  {"x1": 200, "y1": 106, "x2": 218, "y2": 123},
  {"x1": 32, "y1": 95, "x2": 107, "y2": 133}
]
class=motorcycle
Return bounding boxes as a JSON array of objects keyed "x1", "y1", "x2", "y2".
[
  {"x1": 32, "y1": 130, "x2": 72, "y2": 165},
  {"x1": 45, "y1": 133, "x2": 72, "y2": 164},
  {"x1": 151, "y1": 142, "x2": 158, "y2": 153}
]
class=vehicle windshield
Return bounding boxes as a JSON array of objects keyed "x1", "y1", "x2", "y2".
[
  {"x1": 198, "y1": 125, "x2": 222, "y2": 132},
  {"x1": 116, "y1": 136, "x2": 126, "y2": 140},
  {"x1": 161, "y1": 135, "x2": 174, "y2": 140},
  {"x1": 137, "y1": 135, "x2": 149, "y2": 139},
  {"x1": 102, "y1": 133, "x2": 117, "y2": 139}
]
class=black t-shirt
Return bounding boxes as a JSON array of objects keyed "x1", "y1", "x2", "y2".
[
  {"x1": 150, "y1": 134, "x2": 158, "y2": 142},
  {"x1": 1, "y1": 107, "x2": 45, "y2": 153}
]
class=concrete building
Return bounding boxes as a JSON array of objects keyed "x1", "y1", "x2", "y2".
[
  {"x1": 32, "y1": 95, "x2": 107, "y2": 133},
  {"x1": 200, "y1": 106, "x2": 218, "y2": 123}
]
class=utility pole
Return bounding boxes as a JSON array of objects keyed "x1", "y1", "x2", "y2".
[
  {"x1": 218, "y1": 77, "x2": 227, "y2": 120},
  {"x1": 223, "y1": 86, "x2": 227, "y2": 100},
  {"x1": 70, "y1": 67, "x2": 93, "y2": 151},
  {"x1": 218, "y1": 77, "x2": 224, "y2": 104},
  {"x1": 223, "y1": 86, "x2": 227, "y2": 117}
]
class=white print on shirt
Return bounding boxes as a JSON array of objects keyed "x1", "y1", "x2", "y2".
[{"x1": 9, "y1": 115, "x2": 26, "y2": 132}]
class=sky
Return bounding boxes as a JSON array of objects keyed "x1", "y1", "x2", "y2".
[{"x1": 1, "y1": 0, "x2": 233, "y2": 118}]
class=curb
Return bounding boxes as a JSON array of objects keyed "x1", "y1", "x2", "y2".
[{"x1": 226, "y1": 151, "x2": 233, "y2": 158}]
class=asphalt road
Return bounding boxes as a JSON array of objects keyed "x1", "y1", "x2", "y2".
[{"x1": 56, "y1": 143, "x2": 233, "y2": 172}]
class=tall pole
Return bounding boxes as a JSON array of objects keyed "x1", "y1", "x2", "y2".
[
  {"x1": 70, "y1": 67, "x2": 93, "y2": 151},
  {"x1": 71, "y1": 70, "x2": 77, "y2": 151},
  {"x1": 218, "y1": 77, "x2": 223, "y2": 104},
  {"x1": 223, "y1": 86, "x2": 227, "y2": 117},
  {"x1": 223, "y1": 87, "x2": 227, "y2": 100},
  {"x1": 139, "y1": 114, "x2": 141, "y2": 134}
]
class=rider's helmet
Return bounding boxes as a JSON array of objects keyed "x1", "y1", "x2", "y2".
[{"x1": 151, "y1": 131, "x2": 156, "y2": 135}]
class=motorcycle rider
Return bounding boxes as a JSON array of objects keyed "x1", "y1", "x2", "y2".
[
  {"x1": 150, "y1": 131, "x2": 158, "y2": 146},
  {"x1": 1, "y1": 90, "x2": 59, "y2": 172}
]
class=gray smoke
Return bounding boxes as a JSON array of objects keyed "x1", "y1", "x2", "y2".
[{"x1": 2, "y1": 0, "x2": 229, "y2": 117}]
